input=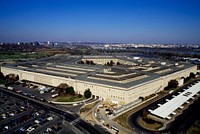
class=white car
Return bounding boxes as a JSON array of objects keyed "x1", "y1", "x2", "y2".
[
  {"x1": 34, "y1": 120, "x2": 40, "y2": 124},
  {"x1": 51, "y1": 89, "x2": 55, "y2": 93},
  {"x1": 46, "y1": 128, "x2": 52, "y2": 132},
  {"x1": 27, "y1": 127, "x2": 35, "y2": 132},
  {"x1": 4, "y1": 126, "x2": 9, "y2": 130},
  {"x1": 35, "y1": 112, "x2": 39, "y2": 116},
  {"x1": 40, "y1": 91, "x2": 44, "y2": 94},
  {"x1": 47, "y1": 116, "x2": 53, "y2": 121},
  {"x1": 9, "y1": 113, "x2": 15, "y2": 116}
]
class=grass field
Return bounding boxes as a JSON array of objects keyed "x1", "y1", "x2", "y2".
[
  {"x1": 138, "y1": 117, "x2": 163, "y2": 130},
  {"x1": 52, "y1": 94, "x2": 85, "y2": 102},
  {"x1": 187, "y1": 124, "x2": 200, "y2": 134},
  {"x1": 0, "y1": 52, "x2": 53, "y2": 61},
  {"x1": 0, "y1": 79, "x2": 6, "y2": 84}
]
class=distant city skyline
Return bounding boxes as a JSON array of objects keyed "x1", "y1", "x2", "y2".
[{"x1": 0, "y1": 0, "x2": 200, "y2": 44}]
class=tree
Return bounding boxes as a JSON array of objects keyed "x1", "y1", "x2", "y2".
[
  {"x1": 90, "y1": 60, "x2": 95, "y2": 65},
  {"x1": 5, "y1": 75, "x2": 9, "y2": 79},
  {"x1": 57, "y1": 83, "x2": 69, "y2": 95},
  {"x1": 16, "y1": 75, "x2": 19, "y2": 81},
  {"x1": 78, "y1": 94, "x2": 83, "y2": 98},
  {"x1": 78, "y1": 60, "x2": 84, "y2": 64},
  {"x1": 106, "y1": 62, "x2": 110, "y2": 66},
  {"x1": 84, "y1": 89, "x2": 92, "y2": 99},
  {"x1": 116, "y1": 62, "x2": 120, "y2": 65},
  {"x1": 139, "y1": 96, "x2": 144, "y2": 101},
  {"x1": 110, "y1": 60, "x2": 114, "y2": 66},
  {"x1": 66, "y1": 86, "x2": 75, "y2": 95},
  {"x1": 189, "y1": 72, "x2": 195, "y2": 78},
  {"x1": 142, "y1": 109, "x2": 148, "y2": 117},
  {"x1": 167, "y1": 79, "x2": 178, "y2": 89},
  {"x1": 86, "y1": 60, "x2": 90, "y2": 65},
  {"x1": 0, "y1": 72, "x2": 4, "y2": 79}
]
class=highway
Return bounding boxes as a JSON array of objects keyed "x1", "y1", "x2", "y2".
[{"x1": 0, "y1": 87, "x2": 102, "y2": 134}]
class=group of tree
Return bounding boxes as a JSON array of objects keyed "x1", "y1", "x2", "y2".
[
  {"x1": 184, "y1": 72, "x2": 196, "y2": 83},
  {"x1": 85, "y1": 60, "x2": 96, "y2": 65},
  {"x1": 106, "y1": 60, "x2": 114, "y2": 66},
  {"x1": 56, "y1": 83, "x2": 75, "y2": 95},
  {"x1": 0, "y1": 72, "x2": 20, "y2": 85},
  {"x1": 56, "y1": 83, "x2": 92, "y2": 99},
  {"x1": 0, "y1": 72, "x2": 19, "y2": 81},
  {"x1": 0, "y1": 42, "x2": 50, "y2": 52},
  {"x1": 164, "y1": 79, "x2": 178, "y2": 90}
]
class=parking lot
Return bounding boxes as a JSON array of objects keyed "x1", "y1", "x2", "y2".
[
  {"x1": 0, "y1": 93, "x2": 76, "y2": 134},
  {"x1": 10, "y1": 81, "x2": 58, "y2": 102},
  {"x1": 2, "y1": 81, "x2": 94, "y2": 113}
]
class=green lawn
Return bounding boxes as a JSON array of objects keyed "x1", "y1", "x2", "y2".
[
  {"x1": 53, "y1": 94, "x2": 85, "y2": 102},
  {"x1": 114, "y1": 113, "x2": 131, "y2": 129},
  {"x1": 187, "y1": 124, "x2": 200, "y2": 134},
  {"x1": 80, "y1": 103, "x2": 96, "y2": 114},
  {"x1": 138, "y1": 117, "x2": 163, "y2": 130},
  {"x1": 0, "y1": 52, "x2": 53, "y2": 61},
  {"x1": 0, "y1": 79, "x2": 8, "y2": 84}
]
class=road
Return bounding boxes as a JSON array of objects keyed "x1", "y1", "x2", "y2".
[
  {"x1": 92, "y1": 101, "x2": 134, "y2": 134},
  {"x1": 99, "y1": 108, "x2": 134, "y2": 134},
  {"x1": 0, "y1": 87, "x2": 102, "y2": 134},
  {"x1": 127, "y1": 79, "x2": 200, "y2": 134}
]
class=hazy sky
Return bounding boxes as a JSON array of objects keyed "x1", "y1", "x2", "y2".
[{"x1": 0, "y1": 0, "x2": 200, "y2": 43}]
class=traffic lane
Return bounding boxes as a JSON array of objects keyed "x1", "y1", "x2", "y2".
[
  {"x1": 74, "y1": 119, "x2": 102, "y2": 134},
  {"x1": 93, "y1": 124, "x2": 110, "y2": 134},
  {"x1": 60, "y1": 103, "x2": 84, "y2": 113},
  {"x1": 63, "y1": 113, "x2": 103, "y2": 134},
  {"x1": 61, "y1": 120, "x2": 85, "y2": 134}
]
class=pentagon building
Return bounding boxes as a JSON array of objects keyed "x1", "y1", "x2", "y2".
[{"x1": 1, "y1": 55, "x2": 197, "y2": 104}]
